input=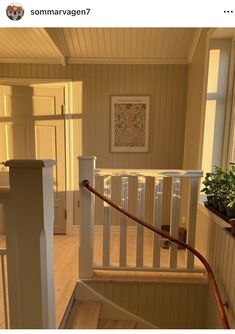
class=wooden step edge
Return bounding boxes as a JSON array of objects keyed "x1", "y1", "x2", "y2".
[
  {"x1": 65, "y1": 300, "x2": 101, "y2": 329},
  {"x1": 81, "y1": 270, "x2": 208, "y2": 285},
  {"x1": 98, "y1": 319, "x2": 137, "y2": 329},
  {"x1": 58, "y1": 287, "x2": 76, "y2": 329}
]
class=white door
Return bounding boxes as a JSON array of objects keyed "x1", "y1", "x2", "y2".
[{"x1": 0, "y1": 84, "x2": 67, "y2": 234}]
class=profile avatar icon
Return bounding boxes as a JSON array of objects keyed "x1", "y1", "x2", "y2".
[{"x1": 6, "y1": 3, "x2": 24, "y2": 21}]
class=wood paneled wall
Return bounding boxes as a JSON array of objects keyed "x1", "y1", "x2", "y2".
[
  {"x1": 86, "y1": 280, "x2": 207, "y2": 329},
  {"x1": 196, "y1": 204, "x2": 235, "y2": 328},
  {"x1": 183, "y1": 29, "x2": 210, "y2": 169},
  {"x1": 0, "y1": 63, "x2": 188, "y2": 169}
]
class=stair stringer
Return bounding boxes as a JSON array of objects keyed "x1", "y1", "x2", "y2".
[{"x1": 75, "y1": 281, "x2": 157, "y2": 329}]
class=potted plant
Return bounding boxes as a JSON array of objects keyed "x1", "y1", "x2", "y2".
[
  {"x1": 202, "y1": 165, "x2": 235, "y2": 218},
  {"x1": 202, "y1": 166, "x2": 225, "y2": 209},
  {"x1": 201, "y1": 172, "x2": 214, "y2": 205},
  {"x1": 230, "y1": 218, "x2": 235, "y2": 237}
]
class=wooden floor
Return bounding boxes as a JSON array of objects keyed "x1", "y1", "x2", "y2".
[
  {"x1": 0, "y1": 234, "x2": 79, "y2": 329},
  {"x1": 0, "y1": 230, "x2": 203, "y2": 329},
  {"x1": 93, "y1": 228, "x2": 202, "y2": 268}
]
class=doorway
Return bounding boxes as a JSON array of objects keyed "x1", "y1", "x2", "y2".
[{"x1": 0, "y1": 83, "x2": 68, "y2": 234}]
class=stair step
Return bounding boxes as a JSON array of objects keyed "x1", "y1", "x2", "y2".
[
  {"x1": 65, "y1": 301, "x2": 101, "y2": 329},
  {"x1": 98, "y1": 319, "x2": 137, "y2": 329}
]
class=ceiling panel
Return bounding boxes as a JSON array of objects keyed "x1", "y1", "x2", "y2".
[
  {"x1": 0, "y1": 28, "x2": 62, "y2": 61},
  {"x1": 62, "y1": 28, "x2": 197, "y2": 63},
  {"x1": 0, "y1": 28, "x2": 201, "y2": 65}
]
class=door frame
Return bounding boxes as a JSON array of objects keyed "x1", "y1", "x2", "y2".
[{"x1": 0, "y1": 78, "x2": 75, "y2": 235}]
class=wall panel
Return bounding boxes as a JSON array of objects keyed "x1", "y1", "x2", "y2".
[
  {"x1": 196, "y1": 204, "x2": 235, "y2": 328},
  {"x1": 85, "y1": 280, "x2": 207, "y2": 329},
  {"x1": 0, "y1": 63, "x2": 188, "y2": 169}
]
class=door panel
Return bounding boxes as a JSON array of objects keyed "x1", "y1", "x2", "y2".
[
  {"x1": 0, "y1": 85, "x2": 65, "y2": 117},
  {"x1": 35, "y1": 120, "x2": 66, "y2": 234},
  {"x1": 6, "y1": 123, "x2": 30, "y2": 159},
  {"x1": 0, "y1": 84, "x2": 66, "y2": 234}
]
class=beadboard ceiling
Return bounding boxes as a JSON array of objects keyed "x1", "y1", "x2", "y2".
[{"x1": 0, "y1": 28, "x2": 204, "y2": 65}]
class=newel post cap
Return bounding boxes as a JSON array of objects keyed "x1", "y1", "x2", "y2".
[
  {"x1": 77, "y1": 156, "x2": 97, "y2": 160},
  {"x1": 5, "y1": 159, "x2": 56, "y2": 168}
]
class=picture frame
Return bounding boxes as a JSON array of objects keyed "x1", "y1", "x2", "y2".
[{"x1": 111, "y1": 95, "x2": 150, "y2": 152}]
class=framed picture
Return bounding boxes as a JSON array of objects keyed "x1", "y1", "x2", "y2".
[{"x1": 111, "y1": 96, "x2": 150, "y2": 152}]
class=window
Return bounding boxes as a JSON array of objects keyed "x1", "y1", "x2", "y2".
[{"x1": 201, "y1": 39, "x2": 231, "y2": 178}]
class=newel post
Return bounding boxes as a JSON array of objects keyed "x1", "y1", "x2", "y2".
[
  {"x1": 78, "y1": 156, "x2": 96, "y2": 278},
  {"x1": 4, "y1": 160, "x2": 56, "y2": 329}
]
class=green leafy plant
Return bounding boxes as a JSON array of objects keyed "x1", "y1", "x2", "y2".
[{"x1": 202, "y1": 165, "x2": 235, "y2": 217}]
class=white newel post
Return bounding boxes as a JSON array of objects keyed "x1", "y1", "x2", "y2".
[
  {"x1": 78, "y1": 156, "x2": 96, "y2": 278},
  {"x1": 4, "y1": 160, "x2": 56, "y2": 329}
]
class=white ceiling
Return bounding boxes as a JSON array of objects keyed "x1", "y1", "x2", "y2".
[{"x1": 0, "y1": 28, "x2": 215, "y2": 66}]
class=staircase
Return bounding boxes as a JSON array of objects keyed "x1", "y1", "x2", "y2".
[{"x1": 65, "y1": 301, "x2": 136, "y2": 329}]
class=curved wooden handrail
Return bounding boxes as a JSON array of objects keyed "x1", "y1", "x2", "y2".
[{"x1": 82, "y1": 179, "x2": 230, "y2": 329}]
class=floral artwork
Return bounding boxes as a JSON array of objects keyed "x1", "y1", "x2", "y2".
[{"x1": 111, "y1": 96, "x2": 149, "y2": 152}]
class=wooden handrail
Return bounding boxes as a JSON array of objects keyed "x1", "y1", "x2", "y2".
[{"x1": 82, "y1": 179, "x2": 230, "y2": 329}]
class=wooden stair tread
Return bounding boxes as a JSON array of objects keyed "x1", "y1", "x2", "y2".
[
  {"x1": 98, "y1": 319, "x2": 136, "y2": 329},
  {"x1": 65, "y1": 301, "x2": 101, "y2": 329}
]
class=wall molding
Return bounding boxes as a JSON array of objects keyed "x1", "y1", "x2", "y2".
[{"x1": 0, "y1": 57, "x2": 189, "y2": 66}]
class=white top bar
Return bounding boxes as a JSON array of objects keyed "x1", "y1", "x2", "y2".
[
  {"x1": 78, "y1": 156, "x2": 97, "y2": 160},
  {"x1": 95, "y1": 168, "x2": 203, "y2": 178}
]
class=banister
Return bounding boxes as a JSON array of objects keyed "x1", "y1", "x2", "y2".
[
  {"x1": 95, "y1": 168, "x2": 203, "y2": 178},
  {"x1": 82, "y1": 179, "x2": 230, "y2": 330}
]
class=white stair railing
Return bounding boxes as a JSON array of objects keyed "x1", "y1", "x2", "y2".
[{"x1": 78, "y1": 156, "x2": 203, "y2": 278}]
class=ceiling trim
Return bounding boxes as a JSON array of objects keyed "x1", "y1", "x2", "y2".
[
  {"x1": 0, "y1": 58, "x2": 62, "y2": 64},
  {"x1": 67, "y1": 57, "x2": 189, "y2": 65},
  {"x1": 0, "y1": 57, "x2": 190, "y2": 66},
  {"x1": 0, "y1": 78, "x2": 72, "y2": 85},
  {"x1": 42, "y1": 28, "x2": 67, "y2": 66},
  {"x1": 188, "y1": 29, "x2": 203, "y2": 63}
]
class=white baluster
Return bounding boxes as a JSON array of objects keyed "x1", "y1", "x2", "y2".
[
  {"x1": 136, "y1": 178, "x2": 145, "y2": 267},
  {"x1": 169, "y1": 178, "x2": 181, "y2": 268},
  {"x1": 186, "y1": 177, "x2": 199, "y2": 269},
  {"x1": 119, "y1": 177, "x2": 128, "y2": 267},
  {"x1": 103, "y1": 177, "x2": 111, "y2": 267},
  {"x1": 153, "y1": 178, "x2": 163, "y2": 268}
]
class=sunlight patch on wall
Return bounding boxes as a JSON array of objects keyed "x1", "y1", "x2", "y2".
[
  {"x1": 207, "y1": 49, "x2": 220, "y2": 94},
  {"x1": 201, "y1": 100, "x2": 217, "y2": 175}
]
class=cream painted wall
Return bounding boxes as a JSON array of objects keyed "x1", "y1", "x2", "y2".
[
  {"x1": 0, "y1": 63, "x2": 188, "y2": 169},
  {"x1": 86, "y1": 280, "x2": 208, "y2": 329},
  {"x1": 183, "y1": 29, "x2": 210, "y2": 169},
  {"x1": 196, "y1": 204, "x2": 235, "y2": 329}
]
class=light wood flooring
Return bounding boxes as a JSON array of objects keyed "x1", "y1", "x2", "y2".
[
  {"x1": 93, "y1": 228, "x2": 203, "y2": 268},
  {"x1": 0, "y1": 234, "x2": 79, "y2": 329},
  {"x1": 0, "y1": 230, "x2": 203, "y2": 329}
]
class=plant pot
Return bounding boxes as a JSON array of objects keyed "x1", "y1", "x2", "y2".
[
  {"x1": 218, "y1": 202, "x2": 226, "y2": 213},
  {"x1": 161, "y1": 225, "x2": 187, "y2": 249},
  {"x1": 207, "y1": 196, "x2": 214, "y2": 206},
  {"x1": 230, "y1": 219, "x2": 235, "y2": 237},
  {"x1": 226, "y1": 206, "x2": 235, "y2": 218},
  {"x1": 212, "y1": 197, "x2": 219, "y2": 209}
]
